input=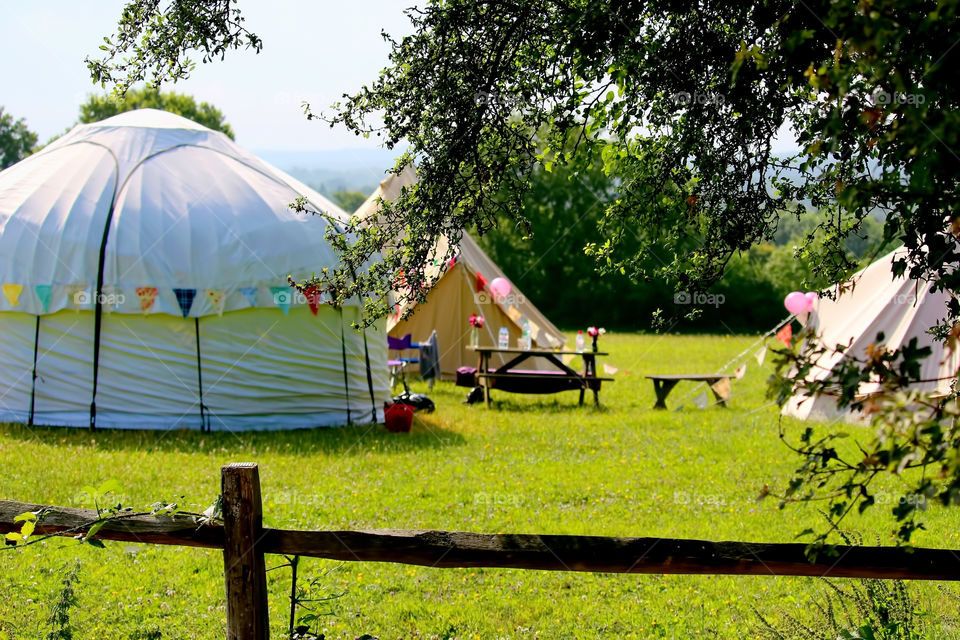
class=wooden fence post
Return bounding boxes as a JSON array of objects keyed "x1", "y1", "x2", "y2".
[{"x1": 222, "y1": 463, "x2": 270, "y2": 640}]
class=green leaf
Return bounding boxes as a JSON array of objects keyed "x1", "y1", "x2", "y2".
[
  {"x1": 13, "y1": 512, "x2": 36, "y2": 522},
  {"x1": 20, "y1": 520, "x2": 35, "y2": 539},
  {"x1": 85, "y1": 537, "x2": 106, "y2": 549},
  {"x1": 87, "y1": 520, "x2": 106, "y2": 538},
  {"x1": 98, "y1": 479, "x2": 122, "y2": 495}
]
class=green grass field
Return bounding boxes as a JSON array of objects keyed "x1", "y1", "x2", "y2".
[{"x1": 1, "y1": 333, "x2": 958, "y2": 639}]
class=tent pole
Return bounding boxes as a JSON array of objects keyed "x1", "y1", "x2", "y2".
[
  {"x1": 28, "y1": 315, "x2": 40, "y2": 426},
  {"x1": 90, "y1": 193, "x2": 122, "y2": 432},
  {"x1": 194, "y1": 316, "x2": 208, "y2": 433},
  {"x1": 68, "y1": 141, "x2": 120, "y2": 432},
  {"x1": 361, "y1": 326, "x2": 376, "y2": 423},
  {"x1": 339, "y1": 308, "x2": 351, "y2": 425},
  {"x1": 462, "y1": 263, "x2": 494, "y2": 345}
]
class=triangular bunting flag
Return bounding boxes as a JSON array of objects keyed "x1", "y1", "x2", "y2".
[
  {"x1": 475, "y1": 271, "x2": 487, "y2": 293},
  {"x1": 734, "y1": 363, "x2": 747, "y2": 380},
  {"x1": 205, "y1": 289, "x2": 227, "y2": 317},
  {"x1": 239, "y1": 286, "x2": 258, "y2": 307},
  {"x1": 711, "y1": 377, "x2": 732, "y2": 401},
  {"x1": 270, "y1": 286, "x2": 291, "y2": 315},
  {"x1": 775, "y1": 323, "x2": 793, "y2": 347},
  {"x1": 693, "y1": 392, "x2": 709, "y2": 410},
  {"x1": 755, "y1": 346, "x2": 767, "y2": 366},
  {"x1": 136, "y1": 287, "x2": 158, "y2": 314},
  {"x1": 304, "y1": 286, "x2": 322, "y2": 316},
  {"x1": 603, "y1": 363, "x2": 619, "y2": 376},
  {"x1": 527, "y1": 319, "x2": 541, "y2": 341},
  {"x1": 173, "y1": 288, "x2": 197, "y2": 318},
  {"x1": 34, "y1": 285, "x2": 52, "y2": 313},
  {"x1": 3, "y1": 284, "x2": 23, "y2": 307}
]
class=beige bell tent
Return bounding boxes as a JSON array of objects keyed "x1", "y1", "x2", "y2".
[
  {"x1": 354, "y1": 166, "x2": 566, "y2": 379},
  {"x1": 783, "y1": 246, "x2": 959, "y2": 421}
]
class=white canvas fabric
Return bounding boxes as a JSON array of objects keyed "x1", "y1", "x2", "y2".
[
  {"x1": 0, "y1": 109, "x2": 352, "y2": 314},
  {"x1": 0, "y1": 109, "x2": 389, "y2": 429},
  {"x1": 354, "y1": 166, "x2": 567, "y2": 378},
  {"x1": 783, "y1": 246, "x2": 959, "y2": 421}
]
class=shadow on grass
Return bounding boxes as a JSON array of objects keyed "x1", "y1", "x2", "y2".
[
  {"x1": 0, "y1": 416, "x2": 466, "y2": 456},
  {"x1": 474, "y1": 396, "x2": 615, "y2": 414},
  {"x1": 427, "y1": 377, "x2": 627, "y2": 415},
  {"x1": 406, "y1": 379, "x2": 628, "y2": 413}
]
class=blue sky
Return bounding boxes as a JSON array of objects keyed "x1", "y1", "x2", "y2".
[
  {"x1": 2, "y1": 3, "x2": 799, "y2": 157},
  {"x1": 1, "y1": 1, "x2": 414, "y2": 152}
]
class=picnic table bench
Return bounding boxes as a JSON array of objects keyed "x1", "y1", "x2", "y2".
[
  {"x1": 646, "y1": 374, "x2": 732, "y2": 410},
  {"x1": 466, "y1": 346, "x2": 613, "y2": 407}
]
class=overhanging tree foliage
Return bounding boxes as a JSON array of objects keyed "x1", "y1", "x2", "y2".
[
  {"x1": 92, "y1": 0, "x2": 960, "y2": 543},
  {"x1": 319, "y1": 0, "x2": 959, "y2": 321}
]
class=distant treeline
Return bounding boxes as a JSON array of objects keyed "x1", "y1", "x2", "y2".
[{"x1": 472, "y1": 163, "x2": 884, "y2": 334}]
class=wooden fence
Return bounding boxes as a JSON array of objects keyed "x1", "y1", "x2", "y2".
[{"x1": 2, "y1": 462, "x2": 960, "y2": 639}]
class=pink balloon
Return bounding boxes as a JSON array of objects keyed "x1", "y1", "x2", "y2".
[
  {"x1": 805, "y1": 291, "x2": 818, "y2": 312},
  {"x1": 489, "y1": 277, "x2": 511, "y2": 300},
  {"x1": 784, "y1": 291, "x2": 808, "y2": 315}
]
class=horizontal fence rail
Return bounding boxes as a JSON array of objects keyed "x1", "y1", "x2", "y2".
[
  {"x1": 0, "y1": 500, "x2": 224, "y2": 548},
  {"x1": 3, "y1": 503, "x2": 960, "y2": 580},
  {"x1": 3, "y1": 463, "x2": 960, "y2": 639}
]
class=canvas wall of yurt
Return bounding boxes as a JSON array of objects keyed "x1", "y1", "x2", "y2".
[
  {"x1": 354, "y1": 166, "x2": 567, "y2": 379},
  {"x1": 0, "y1": 109, "x2": 390, "y2": 430},
  {"x1": 783, "y1": 246, "x2": 959, "y2": 422}
]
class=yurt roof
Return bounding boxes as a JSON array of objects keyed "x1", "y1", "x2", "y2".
[{"x1": 0, "y1": 109, "x2": 352, "y2": 316}]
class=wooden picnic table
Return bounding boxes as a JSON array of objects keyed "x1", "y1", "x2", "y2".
[
  {"x1": 646, "y1": 374, "x2": 732, "y2": 410},
  {"x1": 468, "y1": 346, "x2": 613, "y2": 407}
]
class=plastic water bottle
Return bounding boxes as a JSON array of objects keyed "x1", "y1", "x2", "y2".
[
  {"x1": 498, "y1": 326, "x2": 509, "y2": 349},
  {"x1": 575, "y1": 330, "x2": 585, "y2": 352},
  {"x1": 521, "y1": 318, "x2": 531, "y2": 350}
]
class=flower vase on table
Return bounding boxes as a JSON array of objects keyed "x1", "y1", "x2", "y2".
[
  {"x1": 468, "y1": 314, "x2": 485, "y2": 347},
  {"x1": 587, "y1": 326, "x2": 606, "y2": 352}
]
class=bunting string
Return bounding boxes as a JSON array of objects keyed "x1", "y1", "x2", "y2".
[{"x1": 671, "y1": 312, "x2": 798, "y2": 409}]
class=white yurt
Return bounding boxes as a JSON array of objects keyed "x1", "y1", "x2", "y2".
[
  {"x1": 783, "y1": 246, "x2": 959, "y2": 421},
  {"x1": 0, "y1": 109, "x2": 389, "y2": 430}
]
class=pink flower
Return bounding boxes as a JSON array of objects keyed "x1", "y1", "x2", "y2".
[{"x1": 469, "y1": 314, "x2": 485, "y2": 328}]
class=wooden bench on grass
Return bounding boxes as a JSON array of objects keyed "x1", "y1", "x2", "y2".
[{"x1": 646, "y1": 374, "x2": 732, "y2": 410}]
